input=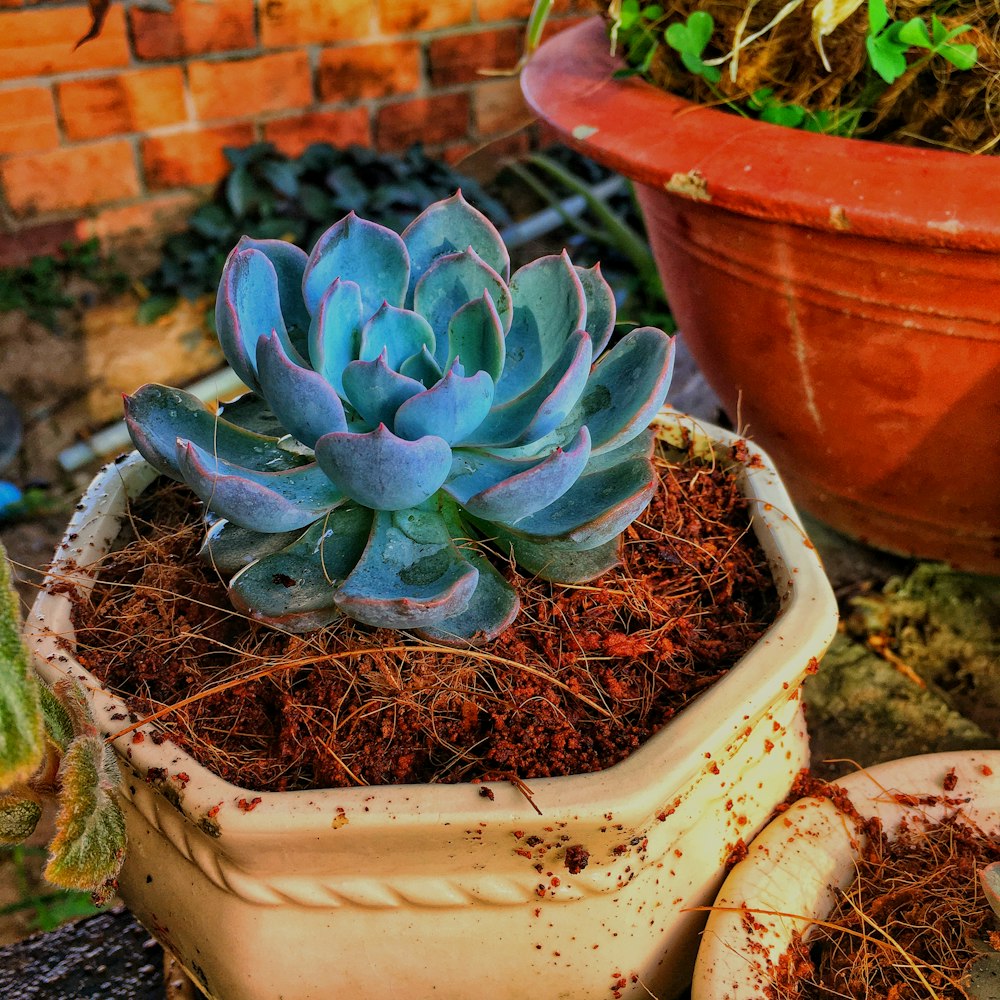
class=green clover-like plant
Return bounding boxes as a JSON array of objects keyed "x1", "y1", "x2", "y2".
[{"x1": 125, "y1": 194, "x2": 675, "y2": 645}]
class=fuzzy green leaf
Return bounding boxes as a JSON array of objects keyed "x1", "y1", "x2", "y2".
[
  {"x1": 0, "y1": 541, "x2": 43, "y2": 787},
  {"x1": 45, "y1": 734, "x2": 126, "y2": 896}
]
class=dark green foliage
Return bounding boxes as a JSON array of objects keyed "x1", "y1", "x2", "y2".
[
  {"x1": 0, "y1": 239, "x2": 127, "y2": 330},
  {"x1": 145, "y1": 143, "x2": 511, "y2": 310}
]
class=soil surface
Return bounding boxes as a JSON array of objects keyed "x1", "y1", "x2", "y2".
[{"x1": 66, "y1": 438, "x2": 777, "y2": 791}]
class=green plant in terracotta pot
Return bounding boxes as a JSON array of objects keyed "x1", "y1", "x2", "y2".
[
  {"x1": 24, "y1": 194, "x2": 837, "y2": 999},
  {"x1": 521, "y1": 0, "x2": 1000, "y2": 573}
]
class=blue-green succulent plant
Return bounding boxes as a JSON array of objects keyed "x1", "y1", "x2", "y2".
[{"x1": 124, "y1": 193, "x2": 674, "y2": 644}]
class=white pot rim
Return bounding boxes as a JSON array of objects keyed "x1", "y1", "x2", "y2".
[
  {"x1": 692, "y1": 749, "x2": 1000, "y2": 999},
  {"x1": 26, "y1": 409, "x2": 836, "y2": 834}
]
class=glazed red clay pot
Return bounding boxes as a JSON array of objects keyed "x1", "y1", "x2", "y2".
[{"x1": 522, "y1": 18, "x2": 1000, "y2": 573}]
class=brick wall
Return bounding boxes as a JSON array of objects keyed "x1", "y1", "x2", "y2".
[{"x1": 0, "y1": 0, "x2": 586, "y2": 267}]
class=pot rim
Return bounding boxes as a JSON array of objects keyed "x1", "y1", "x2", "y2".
[
  {"x1": 26, "y1": 409, "x2": 836, "y2": 833},
  {"x1": 692, "y1": 749, "x2": 1000, "y2": 999},
  {"x1": 521, "y1": 18, "x2": 1000, "y2": 251}
]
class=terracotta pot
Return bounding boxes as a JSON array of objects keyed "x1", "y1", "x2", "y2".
[
  {"x1": 26, "y1": 412, "x2": 836, "y2": 1000},
  {"x1": 522, "y1": 19, "x2": 1000, "y2": 573},
  {"x1": 692, "y1": 750, "x2": 1000, "y2": 998}
]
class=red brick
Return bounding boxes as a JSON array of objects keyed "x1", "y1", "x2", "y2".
[
  {"x1": 141, "y1": 124, "x2": 255, "y2": 190},
  {"x1": 317, "y1": 42, "x2": 421, "y2": 103},
  {"x1": 261, "y1": 0, "x2": 374, "y2": 47},
  {"x1": 473, "y1": 77, "x2": 533, "y2": 136},
  {"x1": 0, "y1": 86, "x2": 58, "y2": 155},
  {"x1": 476, "y1": 0, "x2": 534, "y2": 19},
  {"x1": 0, "y1": 5, "x2": 129, "y2": 81},
  {"x1": 1, "y1": 140, "x2": 140, "y2": 215},
  {"x1": 376, "y1": 93, "x2": 470, "y2": 149},
  {"x1": 57, "y1": 69, "x2": 187, "y2": 142},
  {"x1": 0, "y1": 220, "x2": 78, "y2": 268},
  {"x1": 189, "y1": 52, "x2": 313, "y2": 122},
  {"x1": 377, "y1": 0, "x2": 472, "y2": 33},
  {"x1": 130, "y1": 0, "x2": 255, "y2": 60},
  {"x1": 75, "y1": 191, "x2": 202, "y2": 245},
  {"x1": 478, "y1": 0, "x2": 586, "y2": 26},
  {"x1": 428, "y1": 28, "x2": 522, "y2": 86},
  {"x1": 264, "y1": 109, "x2": 372, "y2": 157}
]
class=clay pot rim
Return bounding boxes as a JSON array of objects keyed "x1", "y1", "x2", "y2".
[
  {"x1": 26, "y1": 410, "x2": 837, "y2": 834},
  {"x1": 522, "y1": 19, "x2": 1000, "y2": 250}
]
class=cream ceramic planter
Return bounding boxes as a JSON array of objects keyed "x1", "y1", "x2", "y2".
[
  {"x1": 27, "y1": 411, "x2": 836, "y2": 1000},
  {"x1": 693, "y1": 750, "x2": 1000, "y2": 999}
]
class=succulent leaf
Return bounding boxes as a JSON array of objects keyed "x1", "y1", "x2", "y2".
[
  {"x1": 494, "y1": 252, "x2": 587, "y2": 406},
  {"x1": 256, "y1": 331, "x2": 348, "y2": 448},
  {"x1": 358, "y1": 301, "x2": 435, "y2": 368},
  {"x1": 445, "y1": 292, "x2": 505, "y2": 382},
  {"x1": 481, "y1": 521, "x2": 622, "y2": 583},
  {"x1": 342, "y1": 352, "x2": 426, "y2": 430},
  {"x1": 124, "y1": 197, "x2": 675, "y2": 640},
  {"x1": 393, "y1": 362, "x2": 494, "y2": 445},
  {"x1": 178, "y1": 441, "x2": 345, "y2": 533},
  {"x1": 38, "y1": 684, "x2": 74, "y2": 754},
  {"x1": 335, "y1": 508, "x2": 479, "y2": 629},
  {"x1": 199, "y1": 519, "x2": 304, "y2": 575},
  {"x1": 401, "y1": 191, "x2": 510, "y2": 306},
  {"x1": 399, "y1": 343, "x2": 444, "y2": 386},
  {"x1": 505, "y1": 455, "x2": 658, "y2": 548},
  {"x1": 216, "y1": 247, "x2": 293, "y2": 389},
  {"x1": 575, "y1": 263, "x2": 616, "y2": 356},
  {"x1": 228, "y1": 508, "x2": 373, "y2": 631},
  {"x1": 233, "y1": 235, "x2": 311, "y2": 336},
  {"x1": 315, "y1": 424, "x2": 452, "y2": 511},
  {"x1": 415, "y1": 543, "x2": 519, "y2": 644},
  {"x1": 465, "y1": 330, "x2": 592, "y2": 448},
  {"x1": 560, "y1": 326, "x2": 676, "y2": 455},
  {"x1": 308, "y1": 278, "x2": 364, "y2": 397},
  {"x1": 414, "y1": 248, "x2": 512, "y2": 362},
  {"x1": 303, "y1": 213, "x2": 409, "y2": 317},
  {"x1": 446, "y1": 427, "x2": 592, "y2": 524},
  {"x1": 125, "y1": 385, "x2": 298, "y2": 480}
]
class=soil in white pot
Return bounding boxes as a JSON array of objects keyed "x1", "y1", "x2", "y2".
[{"x1": 58, "y1": 436, "x2": 780, "y2": 791}]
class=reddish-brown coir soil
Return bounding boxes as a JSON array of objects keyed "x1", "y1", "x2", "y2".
[{"x1": 68, "y1": 440, "x2": 779, "y2": 792}]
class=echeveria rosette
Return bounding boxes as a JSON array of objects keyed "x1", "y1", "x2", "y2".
[{"x1": 124, "y1": 193, "x2": 675, "y2": 644}]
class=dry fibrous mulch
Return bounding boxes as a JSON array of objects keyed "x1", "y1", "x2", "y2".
[
  {"x1": 772, "y1": 769, "x2": 1000, "y2": 999},
  {"x1": 67, "y1": 439, "x2": 779, "y2": 792}
]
